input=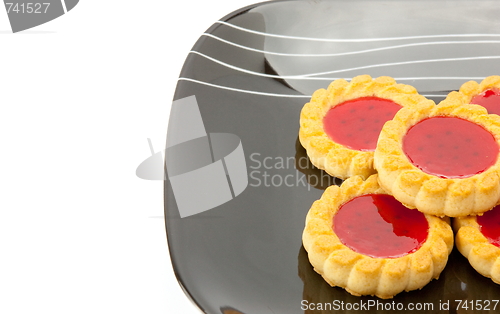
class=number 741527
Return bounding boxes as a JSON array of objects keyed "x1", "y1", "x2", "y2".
[
  {"x1": 455, "y1": 300, "x2": 499, "y2": 311},
  {"x1": 5, "y1": 3, "x2": 50, "y2": 14}
]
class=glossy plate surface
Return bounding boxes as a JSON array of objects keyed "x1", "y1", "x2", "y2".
[{"x1": 165, "y1": 1, "x2": 500, "y2": 313}]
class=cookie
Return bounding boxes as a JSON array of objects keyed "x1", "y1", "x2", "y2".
[
  {"x1": 374, "y1": 97, "x2": 500, "y2": 217},
  {"x1": 302, "y1": 175, "x2": 453, "y2": 299},
  {"x1": 454, "y1": 206, "x2": 500, "y2": 284},
  {"x1": 444, "y1": 76, "x2": 500, "y2": 115},
  {"x1": 299, "y1": 75, "x2": 433, "y2": 180}
]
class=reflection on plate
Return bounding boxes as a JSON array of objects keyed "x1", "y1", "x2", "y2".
[{"x1": 165, "y1": 1, "x2": 500, "y2": 313}]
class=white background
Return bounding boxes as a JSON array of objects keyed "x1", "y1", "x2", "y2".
[{"x1": 0, "y1": 1, "x2": 264, "y2": 313}]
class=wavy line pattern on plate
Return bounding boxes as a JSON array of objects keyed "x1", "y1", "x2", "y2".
[
  {"x1": 216, "y1": 21, "x2": 500, "y2": 43},
  {"x1": 179, "y1": 3, "x2": 500, "y2": 99}
]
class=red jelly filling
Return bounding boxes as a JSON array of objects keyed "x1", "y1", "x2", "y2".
[
  {"x1": 403, "y1": 117, "x2": 499, "y2": 179},
  {"x1": 333, "y1": 194, "x2": 428, "y2": 258},
  {"x1": 471, "y1": 88, "x2": 500, "y2": 116},
  {"x1": 323, "y1": 97, "x2": 401, "y2": 151},
  {"x1": 477, "y1": 205, "x2": 500, "y2": 247}
]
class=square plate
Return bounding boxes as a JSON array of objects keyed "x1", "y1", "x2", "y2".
[{"x1": 165, "y1": 1, "x2": 500, "y2": 313}]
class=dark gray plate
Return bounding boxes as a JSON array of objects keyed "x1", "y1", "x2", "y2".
[{"x1": 165, "y1": 1, "x2": 500, "y2": 313}]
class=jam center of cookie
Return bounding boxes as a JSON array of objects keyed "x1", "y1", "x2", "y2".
[
  {"x1": 471, "y1": 88, "x2": 500, "y2": 116},
  {"x1": 478, "y1": 205, "x2": 500, "y2": 247},
  {"x1": 333, "y1": 194, "x2": 428, "y2": 258},
  {"x1": 403, "y1": 117, "x2": 498, "y2": 179},
  {"x1": 323, "y1": 97, "x2": 401, "y2": 151}
]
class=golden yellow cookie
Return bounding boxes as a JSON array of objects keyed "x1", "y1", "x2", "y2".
[
  {"x1": 302, "y1": 175, "x2": 453, "y2": 299},
  {"x1": 299, "y1": 75, "x2": 433, "y2": 180},
  {"x1": 374, "y1": 97, "x2": 500, "y2": 217},
  {"x1": 444, "y1": 76, "x2": 500, "y2": 115},
  {"x1": 453, "y1": 207, "x2": 500, "y2": 284}
]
